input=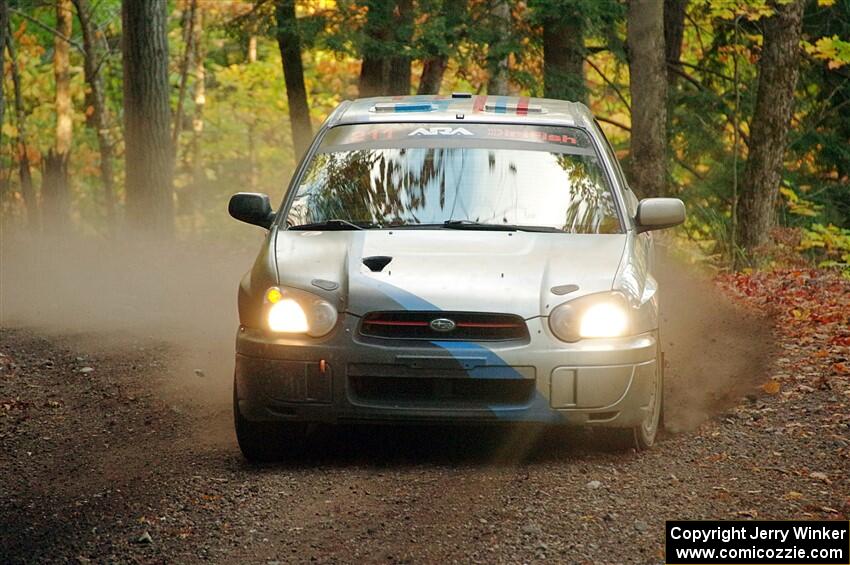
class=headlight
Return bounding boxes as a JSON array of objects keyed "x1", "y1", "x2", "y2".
[
  {"x1": 264, "y1": 286, "x2": 338, "y2": 337},
  {"x1": 268, "y1": 299, "x2": 309, "y2": 333},
  {"x1": 549, "y1": 292, "x2": 631, "y2": 342}
]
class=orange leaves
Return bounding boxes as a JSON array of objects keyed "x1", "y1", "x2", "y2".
[
  {"x1": 791, "y1": 308, "x2": 810, "y2": 321},
  {"x1": 716, "y1": 268, "x2": 850, "y2": 407},
  {"x1": 762, "y1": 380, "x2": 781, "y2": 395}
]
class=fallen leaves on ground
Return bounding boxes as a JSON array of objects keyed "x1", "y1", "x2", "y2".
[
  {"x1": 716, "y1": 268, "x2": 850, "y2": 493},
  {"x1": 717, "y1": 268, "x2": 849, "y2": 385}
]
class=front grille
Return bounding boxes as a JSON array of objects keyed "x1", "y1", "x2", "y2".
[
  {"x1": 349, "y1": 375, "x2": 535, "y2": 408},
  {"x1": 359, "y1": 311, "x2": 528, "y2": 341}
]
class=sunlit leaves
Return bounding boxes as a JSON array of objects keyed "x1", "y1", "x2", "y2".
[
  {"x1": 694, "y1": 0, "x2": 775, "y2": 21},
  {"x1": 780, "y1": 186, "x2": 821, "y2": 217},
  {"x1": 804, "y1": 35, "x2": 850, "y2": 69},
  {"x1": 799, "y1": 224, "x2": 850, "y2": 275}
]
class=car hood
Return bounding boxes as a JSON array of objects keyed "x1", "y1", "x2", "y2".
[{"x1": 273, "y1": 229, "x2": 627, "y2": 319}]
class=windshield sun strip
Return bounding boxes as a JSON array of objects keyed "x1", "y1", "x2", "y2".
[{"x1": 316, "y1": 139, "x2": 598, "y2": 157}]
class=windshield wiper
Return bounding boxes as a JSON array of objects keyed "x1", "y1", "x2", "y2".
[
  {"x1": 442, "y1": 220, "x2": 516, "y2": 231},
  {"x1": 442, "y1": 220, "x2": 562, "y2": 233},
  {"x1": 289, "y1": 219, "x2": 375, "y2": 231}
]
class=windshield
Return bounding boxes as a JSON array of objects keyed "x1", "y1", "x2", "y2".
[{"x1": 284, "y1": 123, "x2": 621, "y2": 234}]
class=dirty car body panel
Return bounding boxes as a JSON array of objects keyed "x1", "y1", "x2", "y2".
[{"x1": 230, "y1": 95, "x2": 684, "y2": 454}]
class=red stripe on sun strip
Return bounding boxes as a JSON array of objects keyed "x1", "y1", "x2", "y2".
[
  {"x1": 472, "y1": 95, "x2": 486, "y2": 113},
  {"x1": 516, "y1": 97, "x2": 530, "y2": 115}
]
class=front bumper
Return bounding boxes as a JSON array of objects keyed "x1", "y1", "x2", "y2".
[{"x1": 235, "y1": 315, "x2": 658, "y2": 428}]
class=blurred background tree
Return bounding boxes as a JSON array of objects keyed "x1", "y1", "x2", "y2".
[{"x1": 1, "y1": 0, "x2": 848, "y2": 270}]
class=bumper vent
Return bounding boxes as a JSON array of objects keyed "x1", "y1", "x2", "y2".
[
  {"x1": 349, "y1": 375, "x2": 535, "y2": 408},
  {"x1": 359, "y1": 311, "x2": 528, "y2": 341}
]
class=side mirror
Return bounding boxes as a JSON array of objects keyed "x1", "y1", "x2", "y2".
[
  {"x1": 635, "y1": 198, "x2": 685, "y2": 233},
  {"x1": 228, "y1": 192, "x2": 275, "y2": 229}
]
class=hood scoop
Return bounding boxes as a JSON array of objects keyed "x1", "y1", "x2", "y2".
[
  {"x1": 362, "y1": 255, "x2": 393, "y2": 272},
  {"x1": 311, "y1": 278, "x2": 339, "y2": 291},
  {"x1": 551, "y1": 284, "x2": 580, "y2": 295}
]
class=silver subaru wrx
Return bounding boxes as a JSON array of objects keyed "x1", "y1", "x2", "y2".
[{"x1": 228, "y1": 94, "x2": 685, "y2": 461}]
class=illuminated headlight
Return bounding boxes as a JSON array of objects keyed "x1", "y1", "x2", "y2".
[
  {"x1": 264, "y1": 287, "x2": 337, "y2": 337},
  {"x1": 549, "y1": 292, "x2": 631, "y2": 342},
  {"x1": 579, "y1": 302, "x2": 629, "y2": 338}
]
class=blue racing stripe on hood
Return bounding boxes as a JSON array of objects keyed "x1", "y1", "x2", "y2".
[
  {"x1": 349, "y1": 241, "x2": 562, "y2": 422},
  {"x1": 429, "y1": 340, "x2": 526, "y2": 379}
]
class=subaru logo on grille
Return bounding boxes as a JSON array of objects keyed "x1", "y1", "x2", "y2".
[{"x1": 429, "y1": 318, "x2": 456, "y2": 332}]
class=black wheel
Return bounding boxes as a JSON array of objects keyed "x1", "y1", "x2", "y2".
[{"x1": 233, "y1": 385, "x2": 308, "y2": 462}]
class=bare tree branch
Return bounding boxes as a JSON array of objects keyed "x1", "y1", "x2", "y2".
[
  {"x1": 595, "y1": 116, "x2": 631, "y2": 131},
  {"x1": 674, "y1": 155, "x2": 705, "y2": 180},
  {"x1": 585, "y1": 56, "x2": 631, "y2": 112},
  {"x1": 677, "y1": 60, "x2": 734, "y2": 83},
  {"x1": 9, "y1": 7, "x2": 84, "y2": 52}
]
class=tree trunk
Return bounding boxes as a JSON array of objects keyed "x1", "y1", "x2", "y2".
[
  {"x1": 55, "y1": 0, "x2": 73, "y2": 156},
  {"x1": 191, "y1": 10, "x2": 206, "y2": 174},
  {"x1": 627, "y1": 0, "x2": 668, "y2": 198},
  {"x1": 275, "y1": 0, "x2": 313, "y2": 161},
  {"x1": 386, "y1": 60, "x2": 411, "y2": 96},
  {"x1": 359, "y1": 0, "x2": 393, "y2": 97},
  {"x1": 0, "y1": 2, "x2": 7, "y2": 150},
  {"x1": 172, "y1": 0, "x2": 197, "y2": 157},
  {"x1": 417, "y1": 56, "x2": 447, "y2": 95},
  {"x1": 386, "y1": 0, "x2": 413, "y2": 95},
  {"x1": 359, "y1": 57, "x2": 387, "y2": 97},
  {"x1": 186, "y1": 7, "x2": 206, "y2": 231},
  {"x1": 122, "y1": 0, "x2": 174, "y2": 236},
  {"x1": 246, "y1": 34, "x2": 258, "y2": 189},
  {"x1": 46, "y1": 0, "x2": 73, "y2": 232},
  {"x1": 6, "y1": 30, "x2": 38, "y2": 229},
  {"x1": 663, "y1": 0, "x2": 687, "y2": 80},
  {"x1": 41, "y1": 150, "x2": 71, "y2": 235},
  {"x1": 735, "y1": 0, "x2": 805, "y2": 252},
  {"x1": 248, "y1": 35, "x2": 257, "y2": 63},
  {"x1": 415, "y1": 0, "x2": 465, "y2": 95},
  {"x1": 73, "y1": 0, "x2": 116, "y2": 227},
  {"x1": 543, "y1": 11, "x2": 586, "y2": 103},
  {"x1": 663, "y1": 0, "x2": 687, "y2": 171},
  {"x1": 486, "y1": 0, "x2": 512, "y2": 95}
]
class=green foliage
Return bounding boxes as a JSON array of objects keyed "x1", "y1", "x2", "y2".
[
  {"x1": 694, "y1": 0, "x2": 776, "y2": 21},
  {"x1": 804, "y1": 35, "x2": 850, "y2": 68},
  {"x1": 780, "y1": 186, "x2": 821, "y2": 218},
  {"x1": 799, "y1": 224, "x2": 850, "y2": 276}
]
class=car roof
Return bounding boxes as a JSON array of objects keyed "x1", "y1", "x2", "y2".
[{"x1": 327, "y1": 94, "x2": 597, "y2": 130}]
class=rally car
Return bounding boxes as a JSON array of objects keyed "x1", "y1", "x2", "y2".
[{"x1": 229, "y1": 94, "x2": 685, "y2": 460}]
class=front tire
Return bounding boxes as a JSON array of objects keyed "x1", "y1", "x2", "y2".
[
  {"x1": 234, "y1": 385, "x2": 308, "y2": 462},
  {"x1": 599, "y1": 341, "x2": 664, "y2": 451},
  {"x1": 635, "y1": 351, "x2": 663, "y2": 449}
]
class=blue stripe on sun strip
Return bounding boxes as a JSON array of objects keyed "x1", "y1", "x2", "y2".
[{"x1": 394, "y1": 103, "x2": 433, "y2": 112}]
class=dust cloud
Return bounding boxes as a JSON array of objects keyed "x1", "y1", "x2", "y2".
[
  {"x1": 656, "y1": 246, "x2": 774, "y2": 431},
  {"x1": 0, "y1": 232, "x2": 773, "y2": 435},
  {"x1": 0, "y1": 231, "x2": 259, "y2": 415}
]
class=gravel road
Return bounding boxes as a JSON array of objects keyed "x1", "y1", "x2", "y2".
[{"x1": 2, "y1": 251, "x2": 848, "y2": 564}]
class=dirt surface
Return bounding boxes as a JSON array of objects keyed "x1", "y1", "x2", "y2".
[{"x1": 2, "y1": 240, "x2": 849, "y2": 564}]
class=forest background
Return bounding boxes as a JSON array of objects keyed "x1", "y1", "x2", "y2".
[{"x1": 1, "y1": 0, "x2": 848, "y2": 272}]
